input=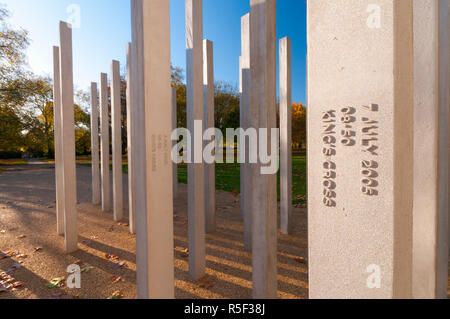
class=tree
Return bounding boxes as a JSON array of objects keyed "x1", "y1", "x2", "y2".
[
  {"x1": 171, "y1": 65, "x2": 187, "y2": 129},
  {"x1": 0, "y1": 4, "x2": 99, "y2": 158},
  {"x1": 73, "y1": 100, "x2": 91, "y2": 155},
  {"x1": 21, "y1": 76, "x2": 54, "y2": 157},
  {"x1": 292, "y1": 102, "x2": 306, "y2": 149},
  {"x1": 0, "y1": 5, "x2": 30, "y2": 157},
  {"x1": 0, "y1": 105, "x2": 23, "y2": 154},
  {"x1": 75, "y1": 126, "x2": 91, "y2": 155},
  {"x1": 0, "y1": 5, "x2": 30, "y2": 108},
  {"x1": 214, "y1": 80, "x2": 240, "y2": 133},
  {"x1": 120, "y1": 75, "x2": 128, "y2": 153},
  {"x1": 170, "y1": 67, "x2": 240, "y2": 134},
  {"x1": 20, "y1": 78, "x2": 92, "y2": 157}
]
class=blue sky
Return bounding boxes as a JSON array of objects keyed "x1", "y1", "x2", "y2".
[{"x1": 3, "y1": 0, "x2": 307, "y2": 103}]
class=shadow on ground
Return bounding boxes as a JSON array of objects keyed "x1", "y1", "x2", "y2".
[{"x1": 0, "y1": 162, "x2": 304, "y2": 299}]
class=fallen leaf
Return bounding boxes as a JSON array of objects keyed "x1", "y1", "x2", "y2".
[
  {"x1": 33, "y1": 247, "x2": 43, "y2": 252},
  {"x1": 108, "y1": 291, "x2": 124, "y2": 299},
  {"x1": 232, "y1": 190, "x2": 239, "y2": 197},
  {"x1": 81, "y1": 266, "x2": 94, "y2": 273},
  {"x1": 46, "y1": 277, "x2": 65, "y2": 289},
  {"x1": 110, "y1": 275, "x2": 124, "y2": 283},
  {"x1": 12, "y1": 281, "x2": 23, "y2": 289},
  {"x1": 179, "y1": 247, "x2": 189, "y2": 258},
  {"x1": 104, "y1": 254, "x2": 119, "y2": 260},
  {"x1": 17, "y1": 235, "x2": 26, "y2": 239},
  {"x1": 74, "y1": 260, "x2": 83, "y2": 265}
]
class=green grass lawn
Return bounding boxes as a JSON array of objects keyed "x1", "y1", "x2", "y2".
[
  {"x1": 177, "y1": 154, "x2": 306, "y2": 205},
  {"x1": 76, "y1": 153, "x2": 307, "y2": 205}
]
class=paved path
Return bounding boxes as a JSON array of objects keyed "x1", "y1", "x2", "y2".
[{"x1": 0, "y1": 163, "x2": 306, "y2": 299}]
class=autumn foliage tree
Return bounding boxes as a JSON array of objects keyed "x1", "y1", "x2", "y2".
[
  {"x1": 170, "y1": 66, "x2": 306, "y2": 150},
  {"x1": 291, "y1": 102, "x2": 306, "y2": 150},
  {"x1": 0, "y1": 3, "x2": 307, "y2": 159},
  {"x1": 171, "y1": 67, "x2": 240, "y2": 133},
  {"x1": 0, "y1": 4, "x2": 92, "y2": 158}
]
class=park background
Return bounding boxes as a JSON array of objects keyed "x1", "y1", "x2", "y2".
[{"x1": 0, "y1": 0, "x2": 307, "y2": 204}]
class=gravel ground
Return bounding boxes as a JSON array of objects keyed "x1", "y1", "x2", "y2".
[{"x1": 0, "y1": 162, "x2": 308, "y2": 299}]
